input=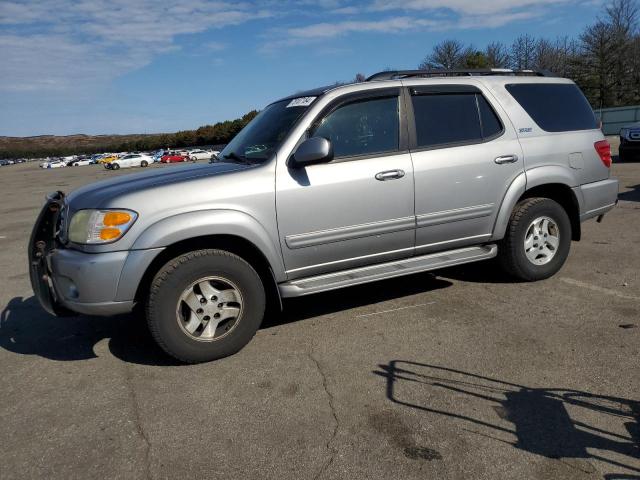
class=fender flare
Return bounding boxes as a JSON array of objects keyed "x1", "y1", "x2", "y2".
[
  {"x1": 131, "y1": 209, "x2": 286, "y2": 281},
  {"x1": 491, "y1": 166, "x2": 579, "y2": 241}
]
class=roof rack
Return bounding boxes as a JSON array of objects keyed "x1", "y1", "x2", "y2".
[{"x1": 365, "y1": 69, "x2": 556, "y2": 82}]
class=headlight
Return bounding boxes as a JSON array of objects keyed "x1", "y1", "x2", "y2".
[{"x1": 68, "y1": 209, "x2": 138, "y2": 244}]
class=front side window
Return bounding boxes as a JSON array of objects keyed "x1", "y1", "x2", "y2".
[{"x1": 313, "y1": 96, "x2": 399, "y2": 159}]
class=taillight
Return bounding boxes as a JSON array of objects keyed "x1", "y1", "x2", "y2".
[{"x1": 594, "y1": 140, "x2": 612, "y2": 168}]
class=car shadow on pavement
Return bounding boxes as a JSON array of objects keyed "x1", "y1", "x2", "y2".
[
  {"x1": 264, "y1": 272, "x2": 453, "y2": 328},
  {"x1": 374, "y1": 361, "x2": 640, "y2": 478},
  {"x1": 0, "y1": 296, "x2": 181, "y2": 366},
  {"x1": 619, "y1": 184, "x2": 640, "y2": 203},
  {"x1": 0, "y1": 272, "x2": 452, "y2": 365},
  {"x1": 435, "y1": 259, "x2": 515, "y2": 284}
]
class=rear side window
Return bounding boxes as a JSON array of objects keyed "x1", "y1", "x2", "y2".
[
  {"x1": 505, "y1": 83, "x2": 597, "y2": 132},
  {"x1": 411, "y1": 93, "x2": 503, "y2": 149}
]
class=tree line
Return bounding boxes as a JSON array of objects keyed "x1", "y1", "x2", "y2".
[
  {"x1": 413, "y1": 0, "x2": 639, "y2": 110},
  {"x1": 0, "y1": 110, "x2": 258, "y2": 159}
]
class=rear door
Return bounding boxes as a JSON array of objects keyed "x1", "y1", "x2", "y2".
[{"x1": 407, "y1": 83, "x2": 524, "y2": 253}]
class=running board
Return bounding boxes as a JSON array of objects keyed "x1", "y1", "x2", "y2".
[{"x1": 279, "y1": 244, "x2": 497, "y2": 298}]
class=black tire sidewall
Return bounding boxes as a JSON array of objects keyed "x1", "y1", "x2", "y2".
[
  {"x1": 511, "y1": 199, "x2": 571, "y2": 280},
  {"x1": 148, "y1": 251, "x2": 265, "y2": 363}
]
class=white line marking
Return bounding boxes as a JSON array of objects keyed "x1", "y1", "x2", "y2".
[
  {"x1": 356, "y1": 302, "x2": 436, "y2": 318},
  {"x1": 560, "y1": 278, "x2": 639, "y2": 301}
]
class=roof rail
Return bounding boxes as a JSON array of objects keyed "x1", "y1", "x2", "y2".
[{"x1": 365, "y1": 69, "x2": 557, "y2": 82}]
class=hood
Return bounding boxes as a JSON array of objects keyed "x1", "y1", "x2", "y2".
[{"x1": 66, "y1": 162, "x2": 248, "y2": 210}]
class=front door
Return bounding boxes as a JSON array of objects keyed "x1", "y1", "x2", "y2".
[{"x1": 276, "y1": 89, "x2": 415, "y2": 279}]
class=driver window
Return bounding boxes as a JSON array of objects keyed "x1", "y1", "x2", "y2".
[{"x1": 313, "y1": 96, "x2": 399, "y2": 159}]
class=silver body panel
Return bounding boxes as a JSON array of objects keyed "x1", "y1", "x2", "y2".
[{"x1": 36, "y1": 76, "x2": 619, "y2": 315}]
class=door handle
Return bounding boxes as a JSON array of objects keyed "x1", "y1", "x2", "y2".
[
  {"x1": 375, "y1": 169, "x2": 405, "y2": 181},
  {"x1": 494, "y1": 154, "x2": 519, "y2": 165}
]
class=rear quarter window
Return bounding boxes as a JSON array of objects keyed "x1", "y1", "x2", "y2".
[{"x1": 505, "y1": 83, "x2": 597, "y2": 132}]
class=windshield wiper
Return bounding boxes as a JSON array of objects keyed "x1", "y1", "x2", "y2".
[{"x1": 222, "y1": 152, "x2": 253, "y2": 165}]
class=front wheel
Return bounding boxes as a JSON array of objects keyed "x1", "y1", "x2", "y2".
[
  {"x1": 112, "y1": 163, "x2": 120, "y2": 170},
  {"x1": 146, "y1": 249, "x2": 266, "y2": 363},
  {"x1": 191, "y1": 156, "x2": 197, "y2": 162},
  {"x1": 141, "y1": 160, "x2": 148, "y2": 167},
  {"x1": 498, "y1": 197, "x2": 571, "y2": 281}
]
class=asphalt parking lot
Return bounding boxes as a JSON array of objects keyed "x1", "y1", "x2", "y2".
[{"x1": 1, "y1": 158, "x2": 638, "y2": 479}]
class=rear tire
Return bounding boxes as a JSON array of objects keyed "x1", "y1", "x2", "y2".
[
  {"x1": 146, "y1": 249, "x2": 266, "y2": 363},
  {"x1": 498, "y1": 197, "x2": 571, "y2": 281},
  {"x1": 141, "y1": 160, "x2": 148, "y2": 167}
]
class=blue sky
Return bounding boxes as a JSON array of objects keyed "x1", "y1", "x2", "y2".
[{"x1": 0, "y1": 0, "x2": 605, "y2": 137}]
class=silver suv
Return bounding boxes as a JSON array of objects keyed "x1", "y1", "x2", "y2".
[{"x1": 29, "y1": 69, "x2": 619, "y2": 363}]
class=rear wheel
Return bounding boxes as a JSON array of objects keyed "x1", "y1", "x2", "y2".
[
  {"x1": 498, "y1": 197, "x2": 571, "y2": 281},
  {"x1": 146, "y1": 249, "x2": 266, "y2": 363},
  {"x1": 141, "y1": 160, "x2": 148, "y2": 167}
]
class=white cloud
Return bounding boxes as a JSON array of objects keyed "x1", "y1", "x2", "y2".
[
  {"x1": 261, "y1": 0, "x2": 593, "y2": 51},
  {"x1": 369, "y1": 0, "x2": 574, "y2": 16},
  {"x1": 0, "y1": 1, "x2": 272, "y2": 91}
]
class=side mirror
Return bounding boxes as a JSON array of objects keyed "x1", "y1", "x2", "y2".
[{"x1": 289, "y1": 137, "x2": 333, "y2": 168}]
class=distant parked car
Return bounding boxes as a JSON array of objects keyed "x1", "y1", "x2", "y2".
[
  {"x1": 72, "y1": 158, "x2": 95, "y2": 166},
  {"x1": 45, "y1": 160, "x2": 66, "y2": 169},
  {"x1": 98, "y1": 154, "x2": 119, "y2": 165},
  {"x1": 619, "y1": 123, "x2": 640, "y2": 162},
  {"x1": 161, "y1": 151, "x2": 188, "y2": 163},
  {"x1": 188, "y1": 149, "x2": 213, "y2": 161},
  {"x1": 0, "y1": 159, "x2": 9, "y2": 166},
  {"x1": 107, "y1": 153, "x2": 153, "y2": 170},
  {"x1": 152, "y1": 149, "x2": 165, "y2": 163}
]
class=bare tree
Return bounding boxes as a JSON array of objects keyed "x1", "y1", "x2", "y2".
[
  {"x1": 510, "y1": 34, "x2": 537, "y2": 70},
  {"x1": 579, "y1": 20, "x2": 616, "y2": 109},
  {"x1": 485, "y1": 42, "x2": 510, "y2": 68},
  {"x1": 605, "y1": 0, "x2": 639, "y2": 105},
  {"x1": 419, "y1": 39, "x2": 467, "y2": 69},
  {"x1": 353, "y1": 73, "x2": 366, "y2": 83}
]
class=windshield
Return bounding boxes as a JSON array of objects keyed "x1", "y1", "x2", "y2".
[{"x1": 219, "y1": 97, "x2": 315, "y2": 163}]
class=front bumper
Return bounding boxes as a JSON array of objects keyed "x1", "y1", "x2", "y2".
[{"x1": 29, "y1": 194, "x2": 161, "y2": 317}]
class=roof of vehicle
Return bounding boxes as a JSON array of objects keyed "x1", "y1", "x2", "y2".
[{"x1": 275, "y1": 69, "x2": 574, "y2": 105}]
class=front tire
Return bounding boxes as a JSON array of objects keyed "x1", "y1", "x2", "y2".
[
  {"x1": 141, "y1": 160, "x2": 148, "y2": 167},
  {"x1": 146, "y1": 249, "x2": 266, "y2": 363},
  {"x1": 498, "y1": 197, "x2": 571, "y2": 281}
]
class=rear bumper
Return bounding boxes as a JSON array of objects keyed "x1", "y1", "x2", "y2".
[{"x1": 575, "y1": 178, "x2": 619, "y2": 222}]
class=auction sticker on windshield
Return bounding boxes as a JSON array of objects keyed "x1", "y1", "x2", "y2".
[{"x1": 287, "y1": 97, "x2": 316, "y2": 108}]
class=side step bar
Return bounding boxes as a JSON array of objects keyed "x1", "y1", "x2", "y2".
[{"x1": 279, "y1": 244, "x2": 497, "y2": 298}]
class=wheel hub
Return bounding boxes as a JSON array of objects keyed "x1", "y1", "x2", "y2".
[
  {"x1": 524, "y1": 216, "x2": 560, "y2": 266},
  {"x1": 176, "y1": 276, "x2": 243, "y2": 341}
]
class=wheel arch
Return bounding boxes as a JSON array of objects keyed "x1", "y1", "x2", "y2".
[
  {"x1": 493, "y1": 170, "x2": 581, "y2": 242},
  {"x1": 134, "y1": 234, "x2": 282, "y2": 314}
]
